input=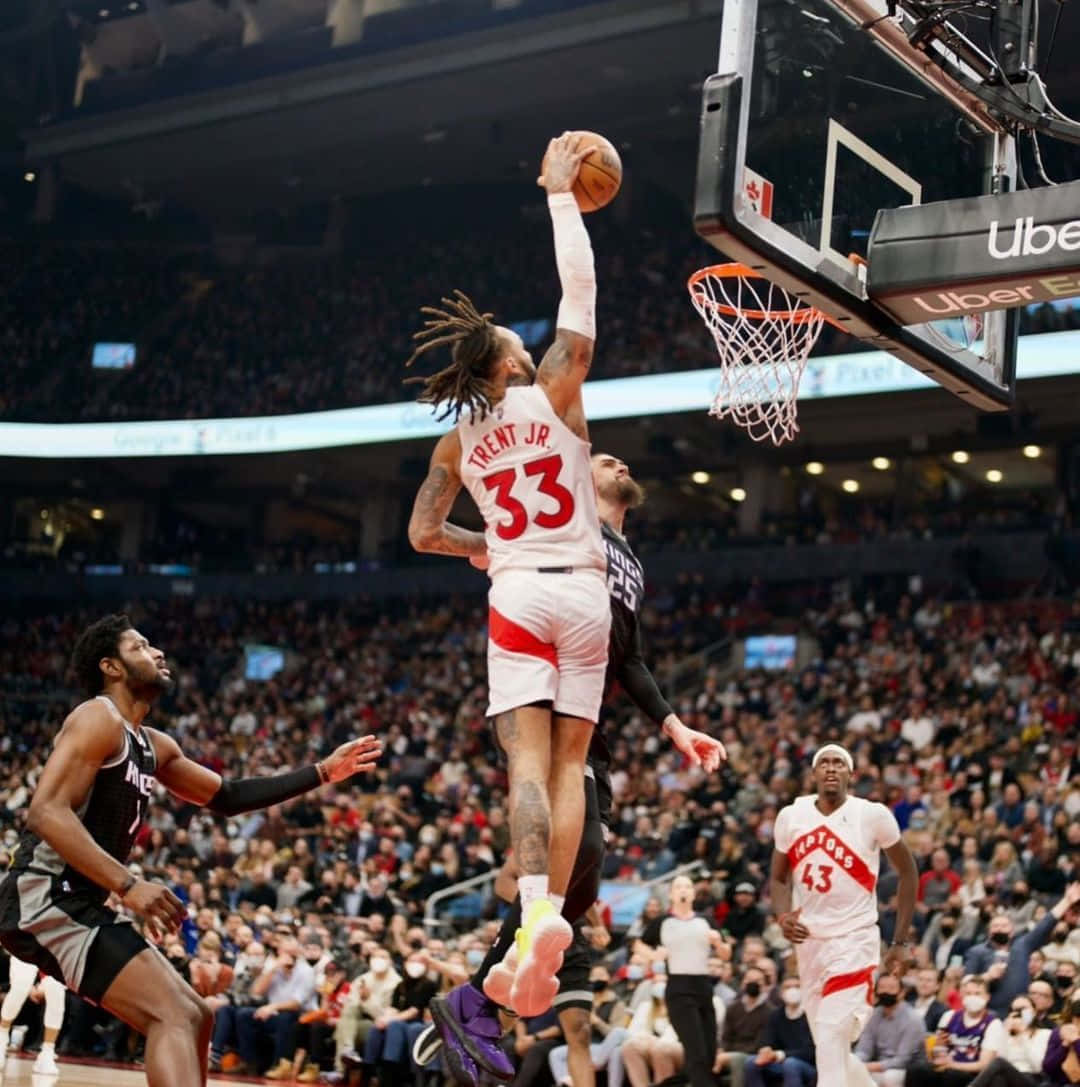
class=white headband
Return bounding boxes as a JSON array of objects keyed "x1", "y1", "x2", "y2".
[{"x1": 812, "y1": 744, "x2": 853, "y2": 772}]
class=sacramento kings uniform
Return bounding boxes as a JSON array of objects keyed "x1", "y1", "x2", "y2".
[
  {"x1": 555, "y1": 520, "x2": 675, "y2": 1013},
  {"x1": 0, "y1": 695, "x2": 157, "y2": 1003}
]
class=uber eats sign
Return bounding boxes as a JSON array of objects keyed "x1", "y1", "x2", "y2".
[{"x1": 868, "y1": 179, "x2": 1080, "y2": 324}]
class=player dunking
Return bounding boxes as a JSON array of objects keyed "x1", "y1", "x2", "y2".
[
  {"x1": 0, "y1": 614, "x2": 382, "y2": 1087},
  {"x1": 770, "y1": 745, "x2": 918, "y2": 1087},
  {"x1": 407, "y1": 133, "x2": 608, "y2": 1015}
]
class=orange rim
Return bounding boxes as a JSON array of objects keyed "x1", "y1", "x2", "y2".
[{"x1": 687, "y1": 263, "x2": 830, "y2": 325}]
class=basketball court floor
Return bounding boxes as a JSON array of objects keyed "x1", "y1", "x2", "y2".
[{"x1": 0, "y1": 1054, "x2": 260, "y2": 1085}]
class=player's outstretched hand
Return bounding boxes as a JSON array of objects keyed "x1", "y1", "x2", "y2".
[
  {"x1": 322, "y1": 735, "x2": 383, "y2": 783},
  {"x1": 537, "y1": 132, "x2": 591, "y2": 195},
  {"x1": 121, "y1": 879, "x2": 186, "y2": 937},
  {"x1": 663, "y1": 716, "x2": 727, "y2": 773},
  {"x1": 778, "y1": 908, "x2": 809, "y2": 944}
]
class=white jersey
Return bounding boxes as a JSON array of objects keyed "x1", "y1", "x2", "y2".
[
  {"x1": 458, "y1": 384, "x2": 605, "y2": 578},
  {"x1": 773, "y1": 794, "x2": 901, "y2": 939}
]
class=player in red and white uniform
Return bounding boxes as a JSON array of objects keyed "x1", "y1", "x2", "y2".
[
  {"x1": 0, "y1": 953, "x2": 66, "y2": 1074},
  {"x1": 406, "y1": 133, "x2": 609, "y2": 1016},
  {"x1": 770, "y1": 745, "x2": 918, "y2": 1087}
]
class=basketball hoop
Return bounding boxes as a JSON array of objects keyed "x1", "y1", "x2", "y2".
[{"x1": 688, "y1": 263, "x2": 834, "y2": 445}]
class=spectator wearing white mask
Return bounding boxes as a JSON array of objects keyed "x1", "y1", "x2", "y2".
[{"x1": 336, "y1": 950, "x2": 401, "y2": 1073}]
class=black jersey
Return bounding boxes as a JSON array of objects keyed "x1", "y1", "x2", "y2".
[
  {"x1": 10, "y1": 696, "x2": 157, "y2": 904},
  {"x1": 598, "y1": 521, "x2": 672, "y2": 728}
]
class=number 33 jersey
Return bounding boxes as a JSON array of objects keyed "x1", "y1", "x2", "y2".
[
  {"x1": 458, "y1": 385, "x2": 605, "y2": 578},
  {"x1": 773, "y1": 795, "x2": 901, "y2": 939}
]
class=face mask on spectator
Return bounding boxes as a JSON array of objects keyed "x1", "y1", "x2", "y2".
[
  {"x1": 466, "y1": 949, "x2": 484, "y2": 968},
  {"x1": 1011, "y1": 892, "x2": 1027, "y2": 906},
  {"x1": 627, "y1": 965, "x2": 644, "y2": 981},
  {"x1": 990, "y1": 932, "x2": 1010, "y2": 946},
  {"x1": 370, "y1": 957, "x2": 389, "y2": 975},
  {"x1": 1053, "y1": 927, "x2": 1069, "y2": 944},
  {"x1": 940, "y1": 922, "x2": 956, "y2": 937},
  {"x1": 592, "y1": 979, "x2": 609, "y2": 993},
  {"x1": 405, "y1": 962, "x2": 426, "y2": 979},
  {"x1": 964, "y1": 995, "x2": 988, "y2": 1015},
  {"x1": 1018, "y1": 1008, "x2": 1034, "y2": 1027},
  {"x1": 877, "y1": 992, "x2": 898, "y2": 1007},
  {"x1": 744, "y1": 981, "x2": 762, "y2": 998},
  {"x1": 431, "y1": 864, "x2": 445, "y2": 876},
  {"x1": 782, "y1": 988, "x2": 801, "y2": 1007},
  {"x1": 1056, "y1": 976, "x2": 1075, "y2": 991}
]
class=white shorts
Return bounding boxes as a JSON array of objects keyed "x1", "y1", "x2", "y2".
[
  {"x1": 795, "y1": 924, "x2": 880, "y2": 1045},
  {"x1": 487, "y1": 567, "x2": 611, "y2": 721}
]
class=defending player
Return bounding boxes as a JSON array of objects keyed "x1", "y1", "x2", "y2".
[
  {"x1": 0, "y1": 614, "x2": 382, "y2": 1087},
  {"x1": 406, "y1": 133, "x2": 609, "y2": 1015},
  {"x1": 415, "y1": 452, "x2": 727, "y2": 1087},
  {"x1": 770, "y1": 745, "x2": 919, "y2": 1087}
]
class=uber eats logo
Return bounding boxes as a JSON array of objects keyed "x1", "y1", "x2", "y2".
[{"x1": 988, "y1": 216, "x2": 1080, "y2": 260}]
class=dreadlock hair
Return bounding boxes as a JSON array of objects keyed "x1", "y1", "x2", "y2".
[
  {"x1": 403, "y1": 289, "x2": 504, "y2": 423},
  {"x1": 71, "y1": 613, "x2": 132, "y2": 696}
]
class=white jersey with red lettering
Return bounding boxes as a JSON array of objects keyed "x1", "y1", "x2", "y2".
[
  {"x1": 772, "y1": 794, "x2": 901, "y2": 940},
  {"x1": 458, "y1": 384, "x2": 605, "y2": 579}
]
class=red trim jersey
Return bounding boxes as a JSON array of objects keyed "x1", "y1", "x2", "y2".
[
  {"x1": 773, "y1": 795, "x2": 901, "y2": 939},
  {"x1": 458, "y1": 385, "x2": 605, "y2": 578}
]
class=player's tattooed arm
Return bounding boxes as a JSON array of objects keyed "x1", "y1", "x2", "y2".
[
  {"x1": 537, "y1": 334, "x2": 593, "y2": 440},
  {"x1": 408, "y1": 431, "x2": 486, "y2": 557}
]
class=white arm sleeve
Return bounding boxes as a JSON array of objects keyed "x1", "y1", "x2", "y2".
[{"x1": 548, "y1": 192, "x2": 596, "y2": 340}]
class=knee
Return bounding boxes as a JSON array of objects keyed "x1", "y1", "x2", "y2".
[
  {"x1": 167, "y1": 993, "x2": 213, "y2": 1033},
  {"x1": 562, "y1": 1011, "x2": 591, "y2": 1053}
]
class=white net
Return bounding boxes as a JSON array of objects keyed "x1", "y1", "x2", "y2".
[{"x1": 688, "y1": 264, "x2": 828, "y2": 445}]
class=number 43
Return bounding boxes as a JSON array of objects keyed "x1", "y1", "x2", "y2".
[{"x1": 801, "y1": 863, "x2": 833, "y2": 893}]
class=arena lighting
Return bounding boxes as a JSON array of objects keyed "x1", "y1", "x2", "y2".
[
  {"x1": 730, "y1": 487, "x2": 747, "y2": 501},
  {"x1": 872, "y1": 456, "x2": 891, "y2": 470},
  {"x1": 1023, "y1": 444, "x2": 1042, "y2": 458},
  {"x1": 952, "y1": 450, "x2": 971, "y2": 464},
  {"x1": 691, "y1": 471, "x2": 710, "y2": 484},
  {"x1": 89, "y1": 507, "x2": 105, "y2": 520},
  {"x1": 842, "y1": 479, "x2": 860, "y2": 493},
  {"x1": 986, "y1": 468, "x2": 1003, "y2": 482},
  {"x1": 23, "y1": 172, "x2": 34, "y2": 183},
  {"x1": 805, "y1": 461, "x2": 825, "y2": 475}
]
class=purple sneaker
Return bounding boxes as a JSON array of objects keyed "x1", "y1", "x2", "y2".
[{"x1": 431, "y1": 984, "x2": 515, "y2": 1083}]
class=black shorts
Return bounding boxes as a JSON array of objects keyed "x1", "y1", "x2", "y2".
[
  {"x1": 0, "y1": 870, "x2": 149, "y2": 1005},
  {"x1": 553, "y1": 925, "x2": 592, "y2": 1014}
]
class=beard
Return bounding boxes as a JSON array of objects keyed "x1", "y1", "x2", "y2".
[
  {"x1": 123, "y1": 659, "x2": 174, "y2": 698},
  {"x1": 603, "y1": 476, "x2": 645, "y2": 509}
]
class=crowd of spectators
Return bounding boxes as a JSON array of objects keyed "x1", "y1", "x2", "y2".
[
  {"x1": 0, "y1": 582, "x2": 1079, "y2": 1083},
  {"x1": 4, "y1": 188, "x2": 1079, "y2": 425}
]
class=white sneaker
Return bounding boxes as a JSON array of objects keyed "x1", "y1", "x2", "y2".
[
  {"x1": 10, "y1": 1026, "x2": 27, "y2": 1051},
  {"x1": 32, "y1": 1050, "x2": 59, "y2": 1075}
]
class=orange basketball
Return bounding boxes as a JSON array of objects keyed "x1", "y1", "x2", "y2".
[{"x1": 542, "y1": 131, "x2": 622, "y2": 213}]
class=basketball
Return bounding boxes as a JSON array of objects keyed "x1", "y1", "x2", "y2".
[{"x1": 543, "y1": 131, "x2": 622, "y2": 213}]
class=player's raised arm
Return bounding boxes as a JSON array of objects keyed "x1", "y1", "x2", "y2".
[
  {"x1": 407, "y1": 430, "x2": 488, "y2": 559},
  {"x1": 536, "y1": 132, "x2": 597, "y2": 428},
  {"x1": 149, "y1": 728, "x2": 382, "y2": 811}
]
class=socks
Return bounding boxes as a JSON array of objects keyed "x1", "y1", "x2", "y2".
[
  {"x1": 519, "y1": 875, "x2": 549, "y2": 912},
  {"x1": 549, "y1": 893, "x2": 566, "y2": 915},
  {"x1": 40, "y1": 1041, "x2": 55, "y2": 1056},
  {"x1": 0, "y1": 1027, "x2": 8, "y2": 1052}
]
